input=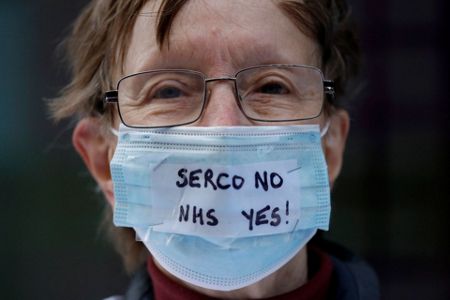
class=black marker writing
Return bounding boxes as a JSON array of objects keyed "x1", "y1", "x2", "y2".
[
  {"x1": 242, "y1": 205, "x2": 284, "y2": 231},
  {"x1": 176, "y1": 168, "x2": 245, "y2": 190},
  {"x1": 241, "y1": 200, "x2": 289, "y2": 230},
  {"x1": 178, "y1": 204, "x2": 219, "y2": 226},
  {"x1": 270, "y1": 207, "x2": 281, "y2": 226},
  {"x1": 254, "y1": 171, "x2": 283, "y2": 191}
]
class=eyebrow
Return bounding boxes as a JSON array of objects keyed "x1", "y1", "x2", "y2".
[{"x1": 132, "y1": 44, "x2": 311, "y2": 76}]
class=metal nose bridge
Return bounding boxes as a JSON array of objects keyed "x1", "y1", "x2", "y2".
[
  {"x1": 201, "y1": 76, "x2": 245, "y2": 121},
  {"x1": 204, "y1": 76, "x2": 238, "y2": 92},
  {"x1": 205, "y1": 76, "x2": 237, "y2": 83},
  {"x1": 203, "y1": 76, "x2": 240, "y2": 102}
]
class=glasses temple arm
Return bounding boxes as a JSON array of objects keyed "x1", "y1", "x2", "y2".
[
  {"x1": 104, "y1": 90, "x2": 119, "y2": 103},
  {"x1": 94, "y1": 90, "x2": 118, "y2": 114},
  {"x1": 323, "y1": 80, "x2": 335, "y2": 105}
]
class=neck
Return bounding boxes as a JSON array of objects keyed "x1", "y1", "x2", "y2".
[{"x1": 153, "y1": 247, "x2": 308, "y2": 299}]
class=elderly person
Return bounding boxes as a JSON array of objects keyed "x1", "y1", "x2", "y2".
[{"x1": 51, "y1": 0, "x2": 379, "y2": 299}]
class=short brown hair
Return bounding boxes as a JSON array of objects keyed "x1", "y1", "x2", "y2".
[{"x1": 51, "y1": 0, "x2": 360, "y2": 273}]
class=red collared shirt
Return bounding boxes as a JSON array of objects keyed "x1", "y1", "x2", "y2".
[{"x1": 147, "y1": 246, "x2": 333, "y2": 300}]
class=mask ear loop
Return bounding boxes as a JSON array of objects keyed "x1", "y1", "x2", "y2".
[
  {"x1": 110, "y1": 127, "x2": 119, "y2": 137},
  {"x1": 320, "y1": 120, "x2": 331, "y2": 138}
]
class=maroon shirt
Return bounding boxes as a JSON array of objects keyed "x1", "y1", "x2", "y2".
[{"x1": 147, "y1": 246, "x2": 333, "y2": 300}]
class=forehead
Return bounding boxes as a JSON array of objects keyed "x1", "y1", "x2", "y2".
[{"x1": 122, "y1": 0, "x2": 319, "y2": 77}]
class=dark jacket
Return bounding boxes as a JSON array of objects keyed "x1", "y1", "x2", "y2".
[{"x1": 122, "y1": 240, "x2": 379, "y2": 300}]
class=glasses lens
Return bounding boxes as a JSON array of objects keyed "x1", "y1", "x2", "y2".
[
  {"x1": 236, "y1": 66, "x2": 324, "y2": 121},
  {"x1": 117, "y1": 71, "x2": 205, "y2": 127}
]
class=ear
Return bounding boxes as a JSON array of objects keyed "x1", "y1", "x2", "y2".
[
  {"x1": 72, "y1": 117, "x2": 116, "y2": 207},
  {"x1": 322, "y1": 109, "x2": 350, "y2": 188}
]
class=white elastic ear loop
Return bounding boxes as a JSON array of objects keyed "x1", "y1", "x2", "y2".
[
  {"x1": 110, "y1": 127, "x2": 119, "y2": 137},
  {"x1": 320, "y1": 120, "x2": 331, "y2": 138}
]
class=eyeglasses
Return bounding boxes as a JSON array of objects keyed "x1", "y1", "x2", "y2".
[{"x1": 104, "y1": 64, "x2": 335, "y2": 128}]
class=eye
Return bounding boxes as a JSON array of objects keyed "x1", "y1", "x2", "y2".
[
  {"x1": 257, "y1": 82, "x2": 289, "y2": 95},
  {"x1": 153, "y1": 86, "x2": 183, "y2": 99}
]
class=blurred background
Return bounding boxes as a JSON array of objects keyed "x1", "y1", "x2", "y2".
[{"x1": 1, "y1": 0, "x2": 448, "y2": 299}]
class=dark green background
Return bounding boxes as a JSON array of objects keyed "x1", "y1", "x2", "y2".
[{"x1": 1, "y1": 0, "x2": 449, "y2": 299}]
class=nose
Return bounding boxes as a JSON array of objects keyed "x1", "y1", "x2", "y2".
[{"x1": 196, "y1": 80, "x2": 251, "y2": 126}]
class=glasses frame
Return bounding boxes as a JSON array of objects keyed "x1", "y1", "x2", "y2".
[{"x1": 103, "y1": 64, "x2": 335, "y2": 128}]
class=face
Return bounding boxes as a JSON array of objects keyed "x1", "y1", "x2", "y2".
[
  {"x1": 73, "y1": 0, "x2": 350, "y2": 208},
  {"x1": 121, "y1": 0, "x2": 323, "y2": 127}
]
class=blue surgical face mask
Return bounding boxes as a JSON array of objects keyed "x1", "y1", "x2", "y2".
[{"x1": 110, "y1": 123, "x2": 331, "y2": 291}]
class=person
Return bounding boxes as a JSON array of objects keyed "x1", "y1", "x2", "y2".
[{"x1": 50, "y1": 0, "x2": 379, "y2": 299}]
